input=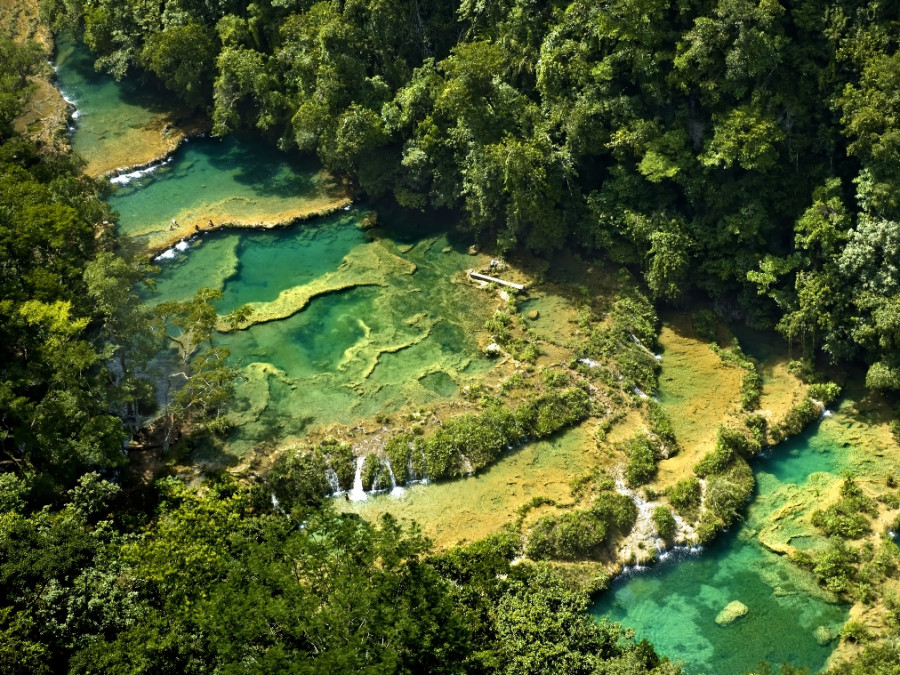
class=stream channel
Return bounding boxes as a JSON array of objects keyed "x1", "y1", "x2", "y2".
[{"x1": 54, "y1": 36, "x2": 892, "y2": 675}]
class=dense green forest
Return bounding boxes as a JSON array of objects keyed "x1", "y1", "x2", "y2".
[
  {"x1": 3, "y1": 0, "x2": 900, "y2": 670},
  {"x1": 42, "y1": 0, "x2": 900, "y2": 390}
]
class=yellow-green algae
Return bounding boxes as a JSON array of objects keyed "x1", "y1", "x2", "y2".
[
  {"x1": 218, "y1": 240, "x2": 417, "y2": 331},
  {"x1": 341, "y1": 426, "x2": 599, "y2": 549}
]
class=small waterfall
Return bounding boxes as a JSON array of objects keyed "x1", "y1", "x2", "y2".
[
  {"x1": 384, "y1": 458, "x2": 405, "y2": 497},
  {"x1": 349, "y1": 456, "x2": 367, "y2": 502},
  {"x1": 325, "y1": 467, "x2": 341, "y2": 495},
  {"x1": 578, "y1": 357, "x2": 600, "y2": 368},
  {"x1": 632, "y1": 386, "x2": 649, "y2": 399}
]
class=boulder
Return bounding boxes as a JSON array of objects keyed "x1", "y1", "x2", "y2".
[
  {"x1": 527, "y1": 310, "x2": 540, "y2": 320},
  {"x1": 484, "y1": 343, "x2": 502, "y2": 357},
  {"x1": 715, "y1": 600, "x2": 749, "y2": 626}
]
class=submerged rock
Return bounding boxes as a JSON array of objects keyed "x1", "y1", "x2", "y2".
[
  {"x1": 814, "y1": 625, "x2": 834, "y2": 645},
  {"x1": 527, "y1": 310, "x2": 540, "y2": 320},
  {"x1": 715, "y1": 600, "x2": 749, "y2": 626}
]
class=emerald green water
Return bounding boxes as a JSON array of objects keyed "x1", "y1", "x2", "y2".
[
  {"x1": 107, "y1": 135, "x2": 340, "y2": 247},
  {"x1": 591, "y1": 420, "x2": 851, "y2": 674},
  {"x1": 54, "y1": 36, "x2": 162, "y2": 155},
  {"x1": 146, "y1": 208, "x2": 493, "y2": 459}
]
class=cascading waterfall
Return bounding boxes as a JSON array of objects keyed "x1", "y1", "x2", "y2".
[
  {"x1": 349, "y1": 456, "x2": 367, "y2": 501},
  {"x1": 384, "y1": 458, "x2": 405, "y2": 497},
  {"x1": 325, "y1": 467, "x2": 341, "y2": 495}
]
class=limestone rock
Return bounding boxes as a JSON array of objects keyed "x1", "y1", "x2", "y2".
[
  {"x1": 527, "y1": 310, "x2": 540, "y2": 320},
  {"x1": 484, "y1": 343, "x2": 502, "y2": 357},
  {"x1": 715, "y1": 600, "x2": 749, "y2": 626},
  {"x1": 814, "y1": 625, "x2": 834, "y2": 645}
]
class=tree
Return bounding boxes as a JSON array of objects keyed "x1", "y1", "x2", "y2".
[{"x1": 154, "y1": 289, "x2": 250, "y2": 443}]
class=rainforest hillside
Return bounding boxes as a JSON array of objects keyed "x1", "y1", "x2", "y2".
[{"x1": 43, "y1": 0, "x2": 900, "y2": 389}]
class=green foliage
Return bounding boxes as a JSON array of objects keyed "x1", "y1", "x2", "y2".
[
  {"x1": 667, "y1": 478, "x2": 701, "y2": 518},
  {"x1": 622, "y1": 431, "x2": 660, "y2": 488},
  {"x1": 361, "y1": 453, "x2": 384, "y2": 491},
  {"x1": 811, "y1": 477, "x2": 877, "y2": 539},
  {"x1": 770, "y1": 397, "x2": 821, "y2": 442},
  {"x1": 694, "y1": 443, "x2": 733, "y2": 478},
  {"x1": 712, "y1": 339, "x2": 761, "y2": 410},
  {"x1": 384, "y1": 433, "x2": 412, "y2": 484},
  {"x1": 808, "y1": 383, "x2": 842, "y2": 406},
  {"x1": 267, "y1": 445, "x2": 329, "y2": 509},
  {"x1": 652, "y1": 506, "x2": 676, "y2": 540},
  {"x1": 647, "y1": 399, "x2": 678, "y2": 454},
  {"x1": 526, "y1": 492, "x2": 637, "y2": 562},
  {"x1": 813, "y1": 538, "x2": 859, "y2": 595}
]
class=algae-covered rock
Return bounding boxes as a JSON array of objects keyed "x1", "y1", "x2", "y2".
[
  {"x1": 218, "y1": 241, "x2": 417, "y2": 331},
  {"x1": 527, "y1": 310, "x2": 540, "y2": 320},
  {"x1": 715, "y1": 600, "x2": 749, "y2": 626},
  {"x1": 814, "y1": 625, "x2": 835, "y2": 645}
]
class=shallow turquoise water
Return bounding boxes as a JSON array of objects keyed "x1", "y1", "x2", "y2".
[
  {"x1": 591, "y1": 421, "x2": 849, "y2": 674},
  {"x1": 53, "y1": 34, "x2": 171, "y2": 167},
  {"x1": 107, "y1": 135, "x2": 334, "y2": 242},
  {"x1": 144, "y1": 212, "x2": 367, "y2": 310},
  {"x1": 147, "y1": 205, "x2": 493, "y2": 458}
]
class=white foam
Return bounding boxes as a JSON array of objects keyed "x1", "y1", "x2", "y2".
[
  {"x1": 175, "y1": 239, "x2": 190, "y2": 251},
  {"x1": 109, "y1": 157, "x2": 172, "y2": 185},
  {"x1": 154, "y1": 248, "x2": 177, "y2": 262},
  {"x1": 349, "y1": 456, "x2": 367, "y2": 501}
]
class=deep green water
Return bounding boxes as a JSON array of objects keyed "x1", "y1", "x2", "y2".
[{"x1": 591, "y1": 420, "x2": 850, "y2": 675}]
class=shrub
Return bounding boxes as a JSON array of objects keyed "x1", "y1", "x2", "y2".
[
  {"x1": 361, "y1": 453, "x2": 384, "y2": 491},
  {"x1": 524, "y1": 492, "x2": 637, "y2": 561},
  {"x1": 745, "y1": 414, "x2": 766, "y2": 448},
  {"x1": 591, "y1": 492, "x2": 638, "y2": 533},
  {"x1": 543, "y1": 370, "x2": 571, "y2": 389},
  {"x1": 771, "y1": 397, "x2": 820, "y2": 441},
  {"x1": 696, "y1": 511, "x2": 723, "y2": 544},
  {"x1": 813, "y1": 538, "x2": 859, "y2": 594},
  {"x1": 624, "y1": 432, "x2": 659, "y2": 488},
  {"x1": 317, "y1": 439, "x2": 355, "y2": 490},
  {"x1": 667, "y1": 477, "x2": 701, "y2": 517},
  {"x1": 694, "y1": 445, "x2": 733, "y2": 478},
  {"x1": 705, "y1": 474, "x2": 750, "y2": 525},
  {"x1": 384, "y1": 434, "x2": 412, "y2": 484},
  {"x1": 268, "y1": 446, "x2": 329, "y2": 508},
  {"x1": 652, "y1": 506, "x2": 677, "y2": 540},
  {"x1": 840, "y1": 620, "x2": 871, "y2": 643},
  {"x1": 808, "y1": 382, "x2": 841, "y2": 406},
  {"x1": 811, "y1": 477, "x2": 876, "y2": 539},
  {"x1": 515, "y1": 388, "x2": 591, "y2": 439},
  {"x1": 647, "y1": 400, "x2": 678, "y2": 454}
]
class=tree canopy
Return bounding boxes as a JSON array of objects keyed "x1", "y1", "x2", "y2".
[{"x1": 43, "y1": 0, "x2": 900, "y2": 383}]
